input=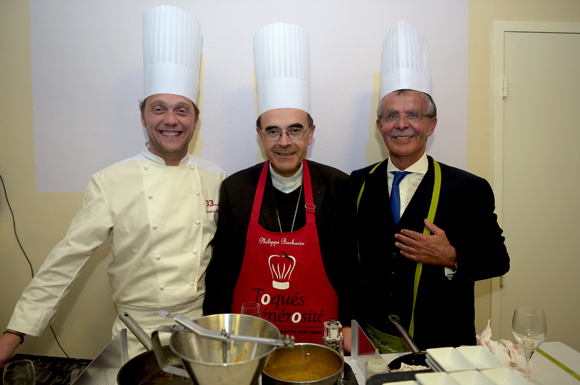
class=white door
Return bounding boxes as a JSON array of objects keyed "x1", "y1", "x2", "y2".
[{"x1": 494, "y1": 22, "x2": 580, "y2": 351}]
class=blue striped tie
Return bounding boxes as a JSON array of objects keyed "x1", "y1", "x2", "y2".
[{"x1": 391, "y1": 171, "x2": 411, "y2": 225}]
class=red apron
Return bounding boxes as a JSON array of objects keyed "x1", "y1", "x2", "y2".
[{"x1": 231, "y1": 160, "x2": 339, "y2": 344}]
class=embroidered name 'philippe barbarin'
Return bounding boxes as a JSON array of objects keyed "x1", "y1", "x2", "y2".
[{"x1": 258, "y1": 237, "x2": 306, "y2": 247}]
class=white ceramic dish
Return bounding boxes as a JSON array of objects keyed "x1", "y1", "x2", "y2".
[
  {"x1": 455, "y1": 346, "x2": 504, "y2": 370},
  {"x1": 449, "y1": 370, "x2": 496, "y2": 385},
  {"x1": 415, "y1": 372, "x2": 461, "y2": 385},
  {"x1": 426, "y1": 356, "x2": 445, "y2": 372},
  {"x1": 426, "y1": 348, "x2": 477, "y2": 372},
  {"x1": 480, "y1": 367, "x2": 531, "y2": 385}
]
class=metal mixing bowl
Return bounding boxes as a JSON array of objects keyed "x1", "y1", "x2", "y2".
[{"x1": 168, "y1": 313, "x2": 282, "y2": 385}]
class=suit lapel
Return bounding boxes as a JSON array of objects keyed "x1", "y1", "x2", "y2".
[{"x1": 361, "y1": 160, "x2": 393, "y2": 226}]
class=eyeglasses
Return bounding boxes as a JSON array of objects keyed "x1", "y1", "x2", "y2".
[
  {"x1": 261, "y1": 126, "x2": 310, "y2": 141},
  {"x1": 378, "y1": 112, "x2": 434, "y2": 124}
]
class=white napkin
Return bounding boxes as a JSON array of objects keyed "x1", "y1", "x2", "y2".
[{"x1": 477, "y1": 320, "x2": 527, "y2": 373}]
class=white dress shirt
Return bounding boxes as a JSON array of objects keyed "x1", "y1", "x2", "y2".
[
  {"x1": 387, "y1": 152, "x2": 429, "y2": 218},
  {"x1": 387, "y1": 152, "x2": 455, "y2": 278}
]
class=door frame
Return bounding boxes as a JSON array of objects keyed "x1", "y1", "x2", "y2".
[{"x1": 492, "y1": 20, "x2": 580, "y2": 334}]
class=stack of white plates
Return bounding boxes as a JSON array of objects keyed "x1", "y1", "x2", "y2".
[
  {"x1": 426, "y1": 347, "x2": 477, "y2": 372},
  {"x1": 410, "y1": 368, "x2": 532, "y2": 385},
  {"x1": 408, "y1": 346, "x2": 531, "y2": 384},
  {"x1": 426, "y1": 347, "x2": 504, "y2": 372}
]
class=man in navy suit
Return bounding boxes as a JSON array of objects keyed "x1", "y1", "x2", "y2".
[{"x1": 352, "y1": 88, "x2": 509, "y2": 352}]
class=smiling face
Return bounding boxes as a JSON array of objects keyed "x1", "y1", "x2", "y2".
[
  {"x1": 257, "y1": 108, "x2": 315, "y2": 177},
  {"x1": 376, "y1": 90, "x2": 437, "y2": 170},
  {"x1": 141, "y1": 94, "x2": 199, "y2": 166}
]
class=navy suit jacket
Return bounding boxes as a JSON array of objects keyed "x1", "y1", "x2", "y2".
[{"x1": 350, "y1": 156, "x2": 509, "y2": 349}]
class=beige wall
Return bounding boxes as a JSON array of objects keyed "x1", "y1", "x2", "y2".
[
  {"x1": 0, "y1": 2, "x2": 118, "y2": 360},
  {"x1": 467, "y1": 0, "x2": 580, "y2": 333},
  {"x1": 2, "y1": 0, "x2": 580, "y2": 360}
]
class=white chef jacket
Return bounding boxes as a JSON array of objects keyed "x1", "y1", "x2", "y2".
[{"x1": 7, "y1": 146, "x2": 225, "y2": 353}]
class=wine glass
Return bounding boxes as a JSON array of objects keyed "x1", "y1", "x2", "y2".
[
  {"x1": 512, "y1": 306, "x2": 547, "y2": 383},
  {"x1": 241, "y1": 302, "x2": 261, "y2": 317},
  {"x1": 3, "y1": 359, "x2": 36, "y2": 385}
]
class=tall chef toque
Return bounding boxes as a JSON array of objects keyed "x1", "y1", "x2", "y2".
[
  {"x1": 254, "y1": 23, "x2": 311, "y2": 116},
  {"x1": 380, "y1": 20, "x2": 432, "y2": 100},
  {"x1": 143, "y1": 5, "x2": 202, "y2": 102}
]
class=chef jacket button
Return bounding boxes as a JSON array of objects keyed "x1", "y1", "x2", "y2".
[
  {"x1": 192, "y1": 250, "x2": 198, "y2": 255},
  {"x1": 195, "y1": 220, "x2": 200, "y2": 225},
  {"x1": 144, "y1": 166, "x2": 149, "y2": 171},
  {"x1": 159, "y1": 285, "x2": 165, "y2": 290},
  {"x1": 189, "y1": 281, "x2": 194, "y2": 286},
  {"x1": 156, "y1": 255, "x2": 161, "y2": 260},
  {"x1": 148, "y1": 194, "x2": 153, "y2": 199},
  {"x1": 153, "y1": 225, "x2": 158, "y2": 229},
  {"x1": 194, "y1": 190, "x2": 200, "y2": 196},
  {"x1": 190, "y1": 166, "x2": 195, "y2": 170}
]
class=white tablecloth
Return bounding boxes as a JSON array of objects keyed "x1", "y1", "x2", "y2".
[{"x1": 345, "y1": 341, "x2": 580, "y2": 384}]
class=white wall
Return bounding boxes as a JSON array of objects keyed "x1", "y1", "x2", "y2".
[{"x1": 31, "y1": 0, "x2": 468, "y2": 192}]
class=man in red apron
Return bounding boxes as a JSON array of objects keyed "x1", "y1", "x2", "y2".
[{"x1": 204, "y1": 23, "x2": 356, "y2": 348}]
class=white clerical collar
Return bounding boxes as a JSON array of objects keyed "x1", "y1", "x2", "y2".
[
  {"x1": 144, "y1": 142, "x2": 190, "y2": 166},
  {"x1": 270, "y1": 163, "x2": 303, "y2": 193},
  {"x1": 387, "y1": 152, "x2": 429, "y2": 175}
]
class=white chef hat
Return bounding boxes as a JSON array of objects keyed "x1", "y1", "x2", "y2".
[
  {"x1": 143, "y1": 5, "x2": 202, "y2": 103},
  {"x1": 380, "y1": 21, "x2": 432, "y2": 100},
  {"x1": 254, "y1": 23, "x2": 311, "y2": 116}
]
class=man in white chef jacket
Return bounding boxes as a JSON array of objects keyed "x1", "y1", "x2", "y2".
[{"x1": 0, "y1": 5, "x2": 225, "y2": 364}]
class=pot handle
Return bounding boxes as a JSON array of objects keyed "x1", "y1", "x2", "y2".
[
  {"x1": 151, "y1": 327, "x2": 190, "y2": 378},
  {"x1": 388, "y1": 314, "x2": 421, "y2": 353},
  {"x1": 119, "y1": 312, "x2": 153, "y2": 351}
]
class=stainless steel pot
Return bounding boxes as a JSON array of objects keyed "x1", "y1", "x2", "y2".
[
  {"x1": 261, "y1": 343, "x2": 344, "y2": 385},
  {"x1": 116, "y1": 312, "x2": 192, "y2": 385}
]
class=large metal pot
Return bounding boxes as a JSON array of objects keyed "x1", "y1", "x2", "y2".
[
  {"x1": 117, "y1": 346, "x2": 191, "y2": 385},
  {"x1": 117, "y1": 313, "x2": 192, "y2": 385},
  {"x1": 262, "y1": 343, "x2": 344, "y2": 385},
  {"x1": 152, "y1": 313, "x2": 283, "y2": 385}
]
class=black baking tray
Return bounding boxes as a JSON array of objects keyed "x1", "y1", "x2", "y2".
[{"x1": 0, "y1": 354, "x2": 92, "y2": 385}]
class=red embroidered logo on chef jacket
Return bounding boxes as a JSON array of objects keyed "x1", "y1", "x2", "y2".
[{"x1": 232, "y1": 161, "x2": 339, "y2": 344}]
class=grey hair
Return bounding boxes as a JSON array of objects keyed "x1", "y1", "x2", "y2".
[{"x1": 377, "y1": 89, "x2": 437, "y2": 119}]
